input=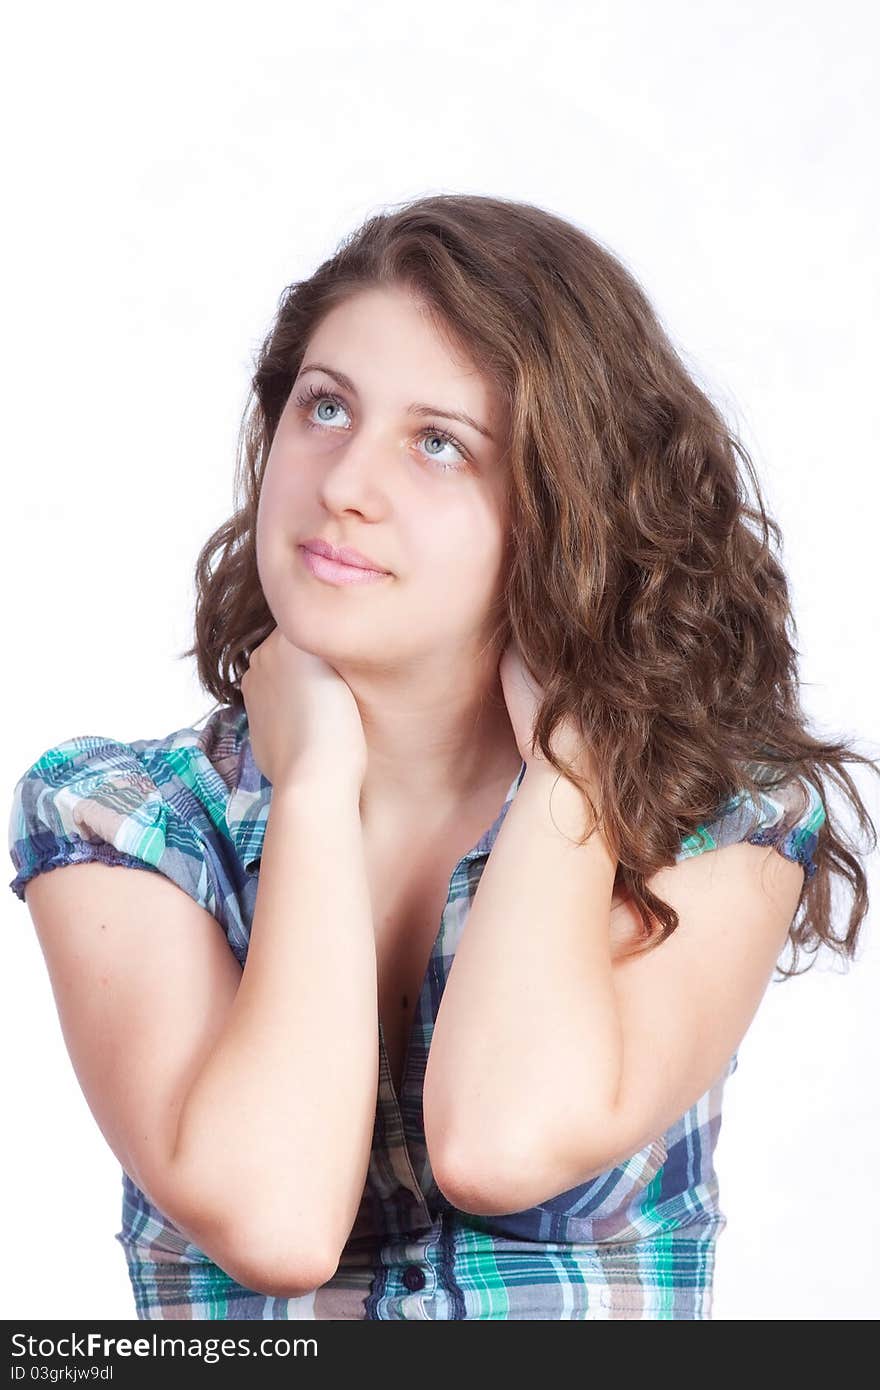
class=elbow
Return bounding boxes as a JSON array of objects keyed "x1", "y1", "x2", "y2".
[
  {"x1": 429, "y1": 1130, "x2": 541, "y2": 1218},
  {"x1": 159, "y1": 1150, "x2": 341, "y2": 1299},
  {"x1": 212, "y1": 1220, "x2": 340, "y2": 1300},
  {"x1": 424, "y1": 1092, "x2": 527, "y2": 1217},
  {"x1": 429, "y1": 1124, "x2": 615, "y2": 1217}
]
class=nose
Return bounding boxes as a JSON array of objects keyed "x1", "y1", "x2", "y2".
[{"x1": 316, "y1": 427, "x2": 396, "y2": 512}]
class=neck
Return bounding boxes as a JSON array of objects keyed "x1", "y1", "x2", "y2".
[{"x1": 358, "y1": 703, "x2": 523, "y2": 834}]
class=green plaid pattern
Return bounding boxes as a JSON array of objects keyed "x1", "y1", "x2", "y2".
[{"x1": 8, "y1": 705, "x2": 824, "y2": 1318}]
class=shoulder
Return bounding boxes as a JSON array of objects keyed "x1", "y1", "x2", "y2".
[
  {"x1": 676, "y1": 769, "x2": 826, "y2": 880},
  {"x1": 8, "y1": 704, "x2": 248, "y2": 915}
]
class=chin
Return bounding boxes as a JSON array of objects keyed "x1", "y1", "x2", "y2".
[{"x1": 271, "y1": 610, "x2": 368, "y2": 662}]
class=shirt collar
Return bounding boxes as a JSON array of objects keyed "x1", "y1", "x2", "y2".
[
  {"x1": 223, "y1": 725, "x2": 273, "y2": 875},
  {"x1": 223, "y1": 717, "x2": 527, "y2": 876}
]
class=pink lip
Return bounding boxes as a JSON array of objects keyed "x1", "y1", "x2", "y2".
[
  {"x1": 301, "y1": 537, "x2": 390, "y2": 572},
  {"x1": 299, "y1": 545, "x2": 392, "y2": 586}
]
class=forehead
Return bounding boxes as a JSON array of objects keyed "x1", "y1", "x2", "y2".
[{"x1": 303, "y1": 286, "x2": 508, "y2": 436}]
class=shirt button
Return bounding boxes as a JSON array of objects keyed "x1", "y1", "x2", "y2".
[{"x1": 402, "y1": 1264, "x2": 426, "y2": 1292}]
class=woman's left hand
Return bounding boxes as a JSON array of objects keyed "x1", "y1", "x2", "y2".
[{"x1": 498, "y1": 641, "x2": 585, "y2": 771}]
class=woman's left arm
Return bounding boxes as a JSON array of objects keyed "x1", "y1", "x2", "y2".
[{"x1": 422, "y1": 649, "x2": 805, "y2": 1217}]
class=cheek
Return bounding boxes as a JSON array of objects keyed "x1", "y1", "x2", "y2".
[
  {"x1": 255, "y1": 469, "x2": 305, "y2": 598},
  {"x1": 449, "y1": 505, "x2": 506, "y2": 584},
  {"x1": 256, "y1": 458, "x2": 307, "y2": 544},
  {"x1": 254, "y1": 484, "x2": 279, "y2": 573},
  {"x1": 429, "y1": 491, "x2": 505, "y2": 554},
  {"x1": 414, "y1": 515, "x2": 506, "y2": 607}
]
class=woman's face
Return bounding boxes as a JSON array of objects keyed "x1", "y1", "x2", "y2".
[{"x1": 256, "y1": 284, "x2": 511, "y2": 670}]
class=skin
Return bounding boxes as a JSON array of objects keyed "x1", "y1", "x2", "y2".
[{"x1": 255, "y1": 283, "x2": 524, "y2": 834}]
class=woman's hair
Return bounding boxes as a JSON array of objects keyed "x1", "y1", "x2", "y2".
[{"x1": 179, "y1": 192, "x2": 877, "y2": 980}]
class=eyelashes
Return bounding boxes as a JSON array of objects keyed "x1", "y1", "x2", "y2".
[{"x1": 292, "y1": 382, "x2": 470, "y2": 474}]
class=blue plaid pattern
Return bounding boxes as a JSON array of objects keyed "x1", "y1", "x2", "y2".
[{"x1": 8, "y1": 704, "x2": 825, "y2": 1318}]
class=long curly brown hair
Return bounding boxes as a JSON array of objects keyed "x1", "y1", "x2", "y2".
[{"x1": 178, "y1": 192, "x2": 878, "y2": 981}]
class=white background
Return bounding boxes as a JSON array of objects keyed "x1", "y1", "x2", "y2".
[{"x1": 2, "y1": 0, "x2": 877, "y2": 1321}]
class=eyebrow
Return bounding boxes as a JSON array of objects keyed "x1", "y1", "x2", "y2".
[{"x1": 297, "y1": 361, "x2": 496, "y2": 443}]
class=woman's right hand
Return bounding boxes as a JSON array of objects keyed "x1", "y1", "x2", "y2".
[{"x1": 240, "y1": 627, "x2": 368, "y2": 793}]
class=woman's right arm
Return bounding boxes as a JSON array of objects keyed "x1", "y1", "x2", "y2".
[
  {"x1": 170, "y1": 774, "x2": 378, "y2": 1292},
  {"x1": 22, "y1": 773, "x2": 377, "y2": 1302}
]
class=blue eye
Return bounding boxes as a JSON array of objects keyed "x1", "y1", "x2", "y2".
[{"x1": 292, "y1": 382, "x2": 470, "y2": 474}]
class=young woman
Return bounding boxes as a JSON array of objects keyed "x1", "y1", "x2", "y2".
[{"x1": 9, "y1": 193, "x2": 876, "y2": 1320}]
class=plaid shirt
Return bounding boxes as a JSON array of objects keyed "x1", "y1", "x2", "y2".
[{"x1": 8, "y1": 704, "x2": 825, "y2": 1319}]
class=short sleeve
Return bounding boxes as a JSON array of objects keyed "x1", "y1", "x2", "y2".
[
  {"x1": 8, "y1": 735, "x2": 216, "y2": 913},
  {"x1": 676, "y1": 774, "x2": 826, "y2": 880}
]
